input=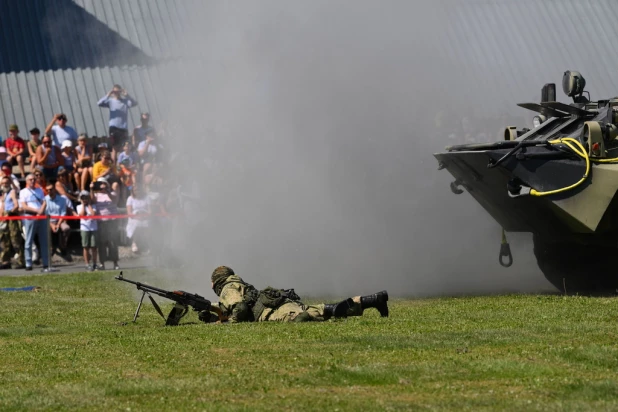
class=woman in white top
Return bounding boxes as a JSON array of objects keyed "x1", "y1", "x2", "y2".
[{"x1": 125, "y1": 185, "x2": 150, "y2": 253}]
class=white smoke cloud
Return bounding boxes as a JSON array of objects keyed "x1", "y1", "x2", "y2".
[{"x1": 154, "y1": 0, "x2": 557, "y2": 298}]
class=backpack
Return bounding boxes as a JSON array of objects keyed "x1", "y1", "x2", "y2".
[{"x1": 251, "y1": 287, "x2": 301, "y2": 320}]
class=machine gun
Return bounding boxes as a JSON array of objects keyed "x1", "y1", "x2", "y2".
[{"x1": 115, "y1": 272, "x2": 225, "y2": 326}]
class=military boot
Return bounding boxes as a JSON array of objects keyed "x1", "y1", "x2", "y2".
[
  {"x1": 323, "y1": 298, "x2": 354, "y2": 320},
  {"x1": 360, "y1": 290, "x2": 389, "y2": 317}
]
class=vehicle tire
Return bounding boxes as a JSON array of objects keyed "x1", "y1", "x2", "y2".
[{"x1": 533, "y1": 235, "x2": 618, "y2": 295}]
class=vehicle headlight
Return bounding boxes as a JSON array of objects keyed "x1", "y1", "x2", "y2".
[{"x1": 533, "y1": 115, "x2": 546, "y2": 128}]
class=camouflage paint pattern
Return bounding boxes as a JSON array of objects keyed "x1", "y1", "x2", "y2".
[
  {"x1": 217, "y1": 275, "x2": 253, "y2": 323},
  {"x1": 257, "y1": 300, "x2": 363, "y2": 322},
  {"x1": 0, "y1": 219, "x2": 24, "y2": 265}
]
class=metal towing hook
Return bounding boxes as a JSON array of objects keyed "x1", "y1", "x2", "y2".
[
  {"x1": 450, "y1": 179, "x2": 466, "y2": 195},
  {"x1": 499, "y1": 228, "x2": 513, "y2": 267}
]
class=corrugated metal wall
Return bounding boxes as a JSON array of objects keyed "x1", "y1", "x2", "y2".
[
  {"x1": 439, "y1": 0, "x2": 618, "y2": 113},
  {"x1": 1, "y1": 0, "x2": 618, "y2": 138},
  {"x1": 0, "y1": 0, "x2": 198, "y2": 139}
]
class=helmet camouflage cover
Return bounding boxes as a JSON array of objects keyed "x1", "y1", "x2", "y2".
[{"x1": 211, "y1": 266, "x2": 235, "y2": 295}]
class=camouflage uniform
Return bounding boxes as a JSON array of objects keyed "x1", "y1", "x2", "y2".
[
  {"x1": 210, "y1": 266, "x2": 384, "y2": 323},
  {"x1": 256, "y1": 300, "x2": 363, "y2": 322},
  {"x1": 216, "y1": 274, "x2": 257, "y2": 323},
  {"x1": 0, "y1": 212, "x2": 25, "y2": 266}
]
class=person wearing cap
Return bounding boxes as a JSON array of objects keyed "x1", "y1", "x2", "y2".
[
  {"x1": 75, "y1": 134, "x2": 93, "y2": 192},
  {"x1": 20, "y1": 173, "x2": 49, "y2": 271},
  {"x1": 28, "y1": 128, "x2": 42, "y2": 170},
  {"x1": 92, "y1": 176, "x2": 119, "y2": 270},
  {"x1": 98, "y1": 84, "x2": 138, "y2": 162},
  {"x1": 45, "y1": 113, "x2": 78, "y2": 147},
  {"x1": 5, "y1": 124, "x2": 26, "y2": 177},
  {"x1": 45, "y1": 181, "x2": 71, "y2": 257},
  {"x1": 35, "y1": 134, "x2": 65, "y2": 180},
  {"x1": 132, "y1": 112, "x2": 155, "y2": 147},
  {"x1": 77, "y1": 190, "x2": 99, "y2": 271},
  {"x1": 60, "y1": 140, "x2": 77, "y2": 190}
]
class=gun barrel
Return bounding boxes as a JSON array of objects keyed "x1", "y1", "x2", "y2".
[
  {"x1": 114, "y1": 275, "x2": 172, "y2": 296},
  {"x1": 115, "y1": 274, "x2": 212, "y2": 313}
]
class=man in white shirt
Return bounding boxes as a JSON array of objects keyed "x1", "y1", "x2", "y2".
[
  {"x1": 19, "y1": 174, "x2": 49, "y2": 271},
  {"x1": 45, "y1": 113, "x2": 78, "y2": 147}
]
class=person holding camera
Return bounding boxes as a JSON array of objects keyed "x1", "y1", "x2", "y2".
[
  {"x1": 92, "y1": 151, "x2": 120, "y2": 193},
  {"x1": 97, "y1": 84, "x2": 138, "y2": 162},
  {"x1": 77, "y1": 190, "x2": 99, "y2": 271},
  {"x1": 92, "y1": 177, "x2": 119, "y2": 270},
  {"x1": 45, "y1": 113, "x2": 77, "y2": 147}
]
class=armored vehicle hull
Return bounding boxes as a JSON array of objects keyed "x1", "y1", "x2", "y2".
[{"x1": 435, "y1": 72, "x2": 618, "y2": 293}]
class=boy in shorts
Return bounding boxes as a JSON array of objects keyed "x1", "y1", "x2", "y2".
[{"x1": 77, "y1": 190, "x2": 99, "y2": 271}]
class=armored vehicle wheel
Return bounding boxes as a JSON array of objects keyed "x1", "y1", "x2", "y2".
[{"x1": 533, "y1": 235, "x2": 618, "y2": 295}]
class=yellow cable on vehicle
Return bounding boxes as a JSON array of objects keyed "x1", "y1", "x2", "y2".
[
  {"x1": 529, "y1": 137, "x2": 590, "y2": 197},
  {"x1": 590, "y1": 156, "x2": 618, "y2": 163}
]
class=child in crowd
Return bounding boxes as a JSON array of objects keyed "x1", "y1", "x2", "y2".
[
  {"x1": 75, "y1": 134, "x2": 93, "y2": 192},
  {"x1": 61, "y1": 140, "x2": 76, "y2": 192},
  {"x1": 118, "y1": 158, "x2": 135, "y2": 204},
  {"x1": 28, "y1": 128, "x2": 41, "y2": 170},
  {"x1": 77, "y1": 190, "x2": 99, "y2": 271}
]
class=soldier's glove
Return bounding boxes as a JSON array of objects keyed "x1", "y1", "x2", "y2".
[{"x1": 198, "y1": 310, "x2": 218, "y2": 324}]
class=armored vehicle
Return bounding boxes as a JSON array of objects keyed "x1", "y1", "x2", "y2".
[{"x1": 434, "y1": 71, "x2": 618, "y2": 293}]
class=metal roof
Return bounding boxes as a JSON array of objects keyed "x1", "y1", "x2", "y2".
[
  {"x1": 1, "y1": 0, "x2": 618, "y2": 138},
  {"x1": 0, "y1": 0, "x2": 196, "y2": 138},
  {"x1": 439, "y1": 0, "x2": 618, "y2": 113}
]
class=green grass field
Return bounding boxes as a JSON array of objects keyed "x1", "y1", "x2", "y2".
[{"x1": 1, "y1": 271, "x2": 618, "y2": 411}]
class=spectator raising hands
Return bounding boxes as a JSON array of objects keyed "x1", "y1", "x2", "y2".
[
  {"x1": 45, "y1": 113, "x2": 77, "y2": 147},
  {"x1": 98, "y1": 84, "x2": 138, "y2": 162}
]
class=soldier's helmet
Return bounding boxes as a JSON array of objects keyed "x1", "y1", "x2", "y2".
[{"x1": 211, "y1": 266, "x2": 234, "y2": 284}]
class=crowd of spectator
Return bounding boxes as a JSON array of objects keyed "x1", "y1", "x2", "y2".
[{"x1": 0, "y1": 84, "x2": 169, "y2": 272}]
